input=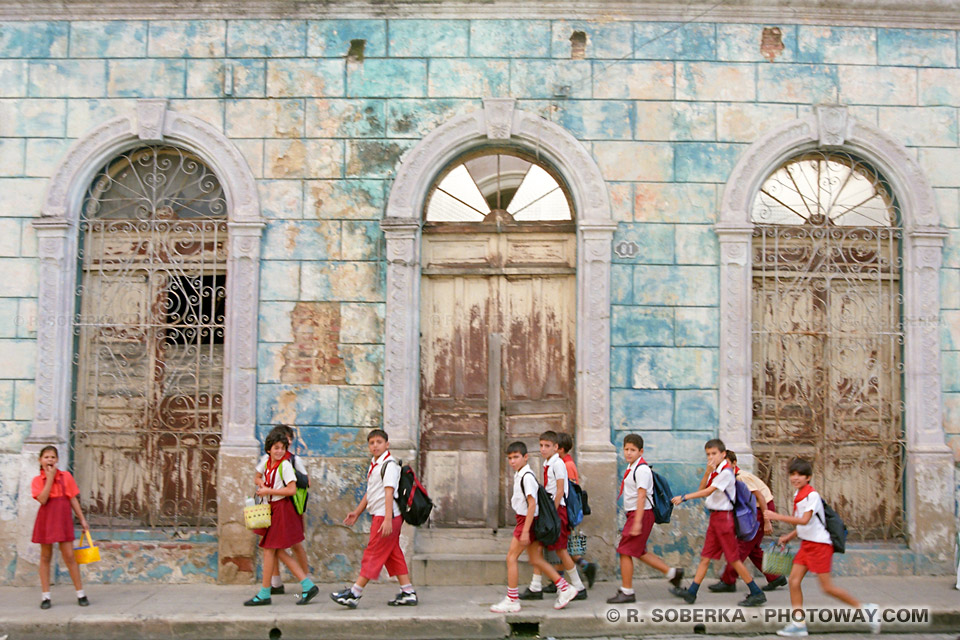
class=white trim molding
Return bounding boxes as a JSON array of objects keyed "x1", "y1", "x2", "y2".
[
  {"x1": 382, "y1": 98, "x2": 617, "y2": 460},
  {"x1": 718, "y1": 105, "x2": 956, "y2": 566}
]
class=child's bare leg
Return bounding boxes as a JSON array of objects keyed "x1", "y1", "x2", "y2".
[
  {"x1": 816, "y1": 572, "x2": 860, "y2": 608},
  {"x1": 58, "y1": 541, "x2": 83, "y2": 590},
  {"x1": 787, "y1": 563, "x2": 808, "y2": 612},
  {"x1": 639, "y1": 552, "x2": 670, "y2": 574},
  {"x1": 528, "y1": 543, "x2": 563, "y2": 583},
  {"x1": 557, "y1": 549, "x2": 576, "y2": 572},
  {"x1": 276, "y1": 549, "x2": 306, "y2": 582},
  {"x1": 619, "y1": 554, "x2": 634, "y2": 589},
  {"x1": 261, "y1": 549, "x2": 278, "y2": 589},
  {"x1": 505, "y1": 537, "x2": 525, "y2": 589},
  {"x1": 730, "y1": 558, "x2": 756, "y2": 584},
  {"x1": 291, "y1": 542, "x2": 309, "y2": 575},
  {"x1": 38, "y1": 544, "x2": 53, "y2": 592},
  {"x1": 692, "y1": 556, "x2": 711, "y2": 584}
]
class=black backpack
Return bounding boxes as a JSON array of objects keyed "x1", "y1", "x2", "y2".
[
  {"x1": 815, "y1": 500, "x2": 848, "y2": 554},
  {"x1": 523, "y1": 472, "x2": 561, "y2": 546},
  {"x1": 381, "y1": 460, "x2": 434, "y2": 526}
]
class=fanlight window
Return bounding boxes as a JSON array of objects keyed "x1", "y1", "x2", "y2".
[
  {"x1": 74, "y1": 146, "x2": 226, "y2": 530},
  {"x1": 425, "y1": 151, "x2": 573, "y2": 223}
]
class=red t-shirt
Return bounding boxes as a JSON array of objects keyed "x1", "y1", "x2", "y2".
[
  {"x1": 562, "y1": 453, "x2": 579, "y2": 483},
  {"x1": 31, "y1": 470, "x2": 80, "y2": 500}
]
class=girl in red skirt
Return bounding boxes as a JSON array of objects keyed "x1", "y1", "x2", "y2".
[
  {"x1": 243, "y1": 431, "x2": 318, "y2": 606},
  {"x1": 32, "y1": 445, "x2": 89, "y2": 609}
]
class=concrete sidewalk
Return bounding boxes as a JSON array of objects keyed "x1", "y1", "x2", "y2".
[{"x1": 0, "y1": 576, "x2": 957, "y2": 639}]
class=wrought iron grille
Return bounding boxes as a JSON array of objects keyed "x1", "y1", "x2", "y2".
[
  {"x1": 750, "y1": 150, "x2": 905, "y2": 541},
  {"x1": 73, "y1": 146, "x2": 227, "y2": 530}
]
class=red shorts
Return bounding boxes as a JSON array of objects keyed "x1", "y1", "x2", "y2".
[
  {"x1": 617, "y1": 509, "x2": 654, "y2": 558},
  {"x1": 513, "y1": 514, "x2": 533, "y2": 541},
  {"x1": 359, "y1": 514, "x2": 408, "y2": 580},
  {"x1": 794, "y1": 539, "x2": 833, "y2": 574},
  {"x1": 701, "y1": 510, "x2": 740, "y2": 564},
  {"x1": 546, "y1": 504, "x2": 569, "y2": 551}
]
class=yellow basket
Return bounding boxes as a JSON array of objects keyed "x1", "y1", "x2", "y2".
[
  {"x1": 244, "y1": 502, "x2": 272, "y2": 530},
  {"x1": 74, "y1": 531, "x2": 101, "y2": 565}
]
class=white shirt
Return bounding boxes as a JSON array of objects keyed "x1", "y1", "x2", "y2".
[
  {"x1": 794, "y1": 488, "x2": 832, "y2": 544},
  {"x1": 623, "y1": 460, "x2": 653, "y2": 512},
  {"x1": 704, "y1": 460, "x2": 736, "y2": 511},
  {"x1": 254, "y1": 458, "x2": 296, "y2": 502},
  {"x1": 542, "y1": 453, "x2": 568, "y2": 507},
  {"x1": 511, "y1": 464, "x2": 539, "y2": 517},
  {"x1": 258, "y1": 453, "x2": 308, "y2": 476},
  {"x1": 366, "y1": 451, "x2": 401, "y2": 517}
]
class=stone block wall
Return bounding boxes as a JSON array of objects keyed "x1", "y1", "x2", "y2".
[{"x1": 0, "y1": 14, "x2": 957, "y2": 582}]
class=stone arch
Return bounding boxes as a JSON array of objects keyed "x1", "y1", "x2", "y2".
[
  {"x1": 381, "y1": 98, "x2": 617, "y2": 524},
  {"x1": 716, "y1": 105, "x2": 954, "y2": 566}
]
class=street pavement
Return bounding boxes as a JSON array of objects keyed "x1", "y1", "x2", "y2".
[{"x1": 0, "y1": 576, "x2": 956, "y2": 639}]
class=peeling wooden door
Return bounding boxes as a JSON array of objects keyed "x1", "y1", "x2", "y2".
[{"x1": 420, "y1": 232, "x2": 575, "y2": 527}]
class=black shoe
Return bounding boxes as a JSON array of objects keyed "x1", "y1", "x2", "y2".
[
  {"x1": 297, "y1": 585, "x2": 319, "y2": 605},
  {"x1": 270, "y1": 585, "x2": 285, "y2": 595},
  {"x1": 330, "y1": 587, "x2": 360, "y2": 609},
  {"x1": 708, "y1": 580, "x2": 736, "y2": 593},
  {"x1": 606, "y1": 590, "x2": 636, "y2": 604},
  {"x1": 387, "y1": 591, "x2": 418, "y2": 606},
  {"x1": 738, "y1": 591, "x2": 767, "y2": 607},
  {"x1": 517, "y1": 587, "x2": 543, "y2": 600},
  {"x1": 668, "y1": 567, "x2": 685, "y2": 589},
  {"x1": 583, "y1": 562, "x2": 598, "y2": 589},
  {"x1": 77, "y1": 596, "x2": 89, "y2": 607},
  {"x1": 763, "y1": 575, "x2": 787, "y2": 591},
  {"x1": 40, "y1": 599, "x2": 51, "y2": 610},
  {"x1": 573, "y1": 589, "x2": 588, "y2": 601},
  {"x1": 543, "y1": 582, "x2": 557, "y2": 594},
  {"x1": 243, "y1": 595, "x2": 271, "y2": 606},
  {"x1": 669, "y1": 586, "x2": 696, "y2": 604}
]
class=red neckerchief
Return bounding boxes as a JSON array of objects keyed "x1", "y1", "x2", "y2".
[
  {"x1": 619, "y1": 457, "x2": 646, "y2": 497},
  {"x1": 793, "y1": 484, "x2": 815, "y2": 515},
  {"x1": 543, "y1": 462, "x2": 549, "y2": 486},
  {"x1": 368, "y1": 451, "x2": 390, "y2": 479},
  {"x1": 263, "y1": 457, "x2": 281, "y2": 488}
]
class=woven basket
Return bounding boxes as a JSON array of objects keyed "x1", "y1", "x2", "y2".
[
  {"x1": 244, "y1": 502, "x2": 272, "y2": 530},
  {"x1": 761, "y1": 542, "x2": 794, "y2": 576},
  {"x1": 74, "y1": 531, "x2": 101, "y2": 565},
  {"x1": 567, "y1": 531, "x2": 587, "y2": 556}
]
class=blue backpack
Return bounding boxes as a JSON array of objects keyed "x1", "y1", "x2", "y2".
[
  {"x1": 635, "y1": 463, "x2": 674, "y2": 524},
  {"x1": 566, "y1": 479, "x2": 584, "y2": 528},
  {"x1": 722, "y1": 469, "x2": 760, "y2": 540}
]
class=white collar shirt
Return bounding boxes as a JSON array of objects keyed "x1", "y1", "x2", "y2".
[
  {"x1": 794, "y1": 488, "x2": 832, "y2": 544},
  {"x1": 511, "y1": 464, "x2": 538, "y2": 517},
  {"x1": 704, "y1": 460, "x2": 736, "y2": 511},
  {"x1": 365, "y1": 451, "x2": 401, "y2": 517},
  {"x1": 542, "y1": 453, "x2": 567, "y2": 506},
  {"x1": 254, "y1": 458, "x2": 296, "y2": 503},
  {"x1": 623, "y1": 459, "x2": 653, "y2": 512}
]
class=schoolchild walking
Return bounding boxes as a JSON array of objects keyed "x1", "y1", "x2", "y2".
[
  {"x1": 331, "y1": 429, "x2": 418, "y2": 608},
  {"x1": 519, "y1": 431, "x2": 586, "y2": 601},
  {"x1": 558, "y1": 432, "x2": 598, "y2": 587},
  {"x1": 764, "y1": 457, "x2": 879, "y2": 637},
  {"x1": 490, "y1": 441, "x2": 578, "y2": 613},
  {"x1": 606, "y1": 434, "x2": 685, "y2": 603},
  {"x1": 668, "y1": 438, "x2": 767, "y2": 607},
  {"x1": 244, "y1": 430, "x2": 319, "y2": 606},
  {"x1": 710, "y1": 450, "x2": 787, "y2": 593},
  {"x1": 257, "y1": 425, "x2": 310, "y2": 595},
  {"x1": 32, "y1": 445, "x2": 89, "y2": 609}
]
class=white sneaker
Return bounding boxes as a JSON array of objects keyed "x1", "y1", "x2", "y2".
[
  {"x1": 554, "y1": 584, "x2": 577, "y2": 610},
  {"x1": 862, "y1": 603, "x2": 881, "y2": 634},
  {"x1": 490, "y1": 596, "x2": 521, "y2": 613},
  {"x1": 776, "y1": 622, "x2": 808, "y2": 637}
]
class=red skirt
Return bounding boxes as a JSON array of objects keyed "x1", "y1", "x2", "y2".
[
  {"x1": 259, "y1": 498, "x2": 304, "y2": 549},
  {"x1": 32, "y1": 496, "x2": 75, "y2": 544}
]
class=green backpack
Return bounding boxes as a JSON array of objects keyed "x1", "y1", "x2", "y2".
[{"x1": 279, "y1": 460, "x2": 309, "y2": 515}]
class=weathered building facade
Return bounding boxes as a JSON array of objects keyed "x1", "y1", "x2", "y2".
[{"x1": 0, "y1": 0, "x2": 957, "y2": 585}]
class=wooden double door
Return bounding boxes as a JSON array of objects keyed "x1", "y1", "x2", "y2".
[{"x1": 419, "y1": 231, "x2": 576, "y2": 527}]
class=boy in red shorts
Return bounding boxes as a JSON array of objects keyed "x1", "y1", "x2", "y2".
[
  {"x1": 490, "y1": 441, "x2": 578, "y2": 613},
  {"x1": 606, "y1": 434, "x2": 685, "y2": 603},
  {"x1": 764, "y1": 457, "x2": 879, "y2": 637},
  {"x1": 668, "y1": 438, "x2": 766, "y2": 607}
]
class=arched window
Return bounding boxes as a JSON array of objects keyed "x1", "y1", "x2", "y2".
[
  {"x1": 750, "y1": 150, "x2": 903, "y2": 541},
  {"x1": 73, "y1": 146, "x2": 227, "y2": 529}
]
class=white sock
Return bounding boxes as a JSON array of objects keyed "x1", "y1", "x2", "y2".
[
  {"x1": 42, "y1": 591, "x2": 51, "y2": 600},
  {"x1": 621, "y1": 587, "x2": 635, "y2": 595},
  {"x1": 666, "y1": 567, "x2": 677, "y2": 580},
  {"x1": 271, "y1": 575, "x2": 283, "y2": 588},
  {"x1": 400, "y1": 583, "x2": 415, "y2": 594},
  {"x1": 529, "y1": 573, "x2": 542, "y2": 591},
  {"x1": 567, "y1": 567, "x2": 584, "y2": 590},
  {"x1": 76, "y1": 590, "x2": 85, "y2": 598},
  {"x1": 350, "y1": 584, "x2": 364, "y2": 597}
]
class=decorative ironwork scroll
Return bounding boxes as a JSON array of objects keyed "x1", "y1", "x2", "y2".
[{"x1": 73, "y1": 146, "x2": 226, "y2": 530}]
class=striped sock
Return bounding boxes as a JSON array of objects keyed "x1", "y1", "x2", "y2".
[
  {"x1": 507, "y1": 587, "x2": 519, "y2": 601},
  {"x1": 555, "y1": 577, "x2": 570, "y2": 591}
]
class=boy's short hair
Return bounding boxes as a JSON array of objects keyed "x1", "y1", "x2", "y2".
[
  {"x1": 623, "y1": 433, "x2": 644, "y2": 450},
  {"x1": 267, "y1": 424, "x2": 294, "y2": 445},
  {"x1": 726, "y1": 450, "x2": 738, "y2": 464},
  {"x1": 705, "y1": 438, "x2": 726, "y2": 452},
  {"x1": 506, "y1": 441, "x2": 527, "y2": 456},
  {"x1": 539, "y1": 430, "x2": 560, "y2": 444},
  {"x1": 367, "y1": 428, "x2": 389, "y2": 442},
  {"x1": 788, "y1": 457, "x2": 813, "y2": 477},
  {"x1": 557, "y1": 432, "x2": 573, "y2": 453},
  {"x1": 264, "y1": 430, "x2": 289, "y2": 454}
]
